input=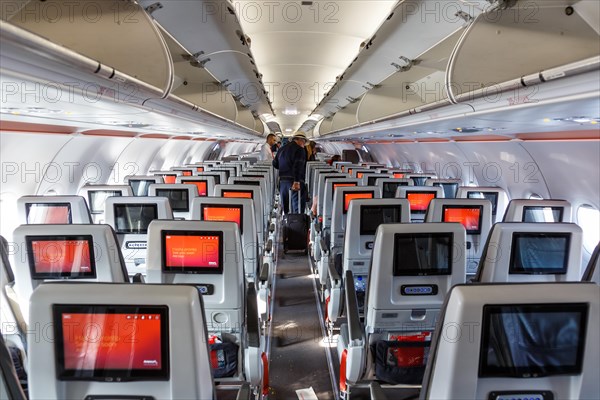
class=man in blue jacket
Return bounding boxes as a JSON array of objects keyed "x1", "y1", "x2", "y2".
[{"x1": 273, "y1": 131, "x2": 307, "y2": 214}]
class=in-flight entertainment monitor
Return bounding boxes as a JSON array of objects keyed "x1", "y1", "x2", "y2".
[
  {"x1": 434, "y1": 182, "x2": 459, "y2": 199},
  {"x1": 332, "y1": 182, "x2": 358, "y2": 199},
  {"x1": 467, "y1": 191, "x2": 499, "y2": 215},
  {"x1": 359, "y1": 205, "x2": 403, "y2": 235},
  {"x1": 196, "y1": 166, "x2": 205, "y2": 173},
  {"x1": 26, "y1": 235, "x2": 96, "y2": 279},
  {"x1": 393, "y1": 232, "x2": 452, "y2": 276},
  {"x1": 479, "y1": 303, "x2": 587, "y2": 378},
  {"x1": 343, "y1": 191, "x2": 374, "y2": 213},
  {"x1": 222, "y1": 190, "x2": 253, "y2": 199},
  {"x1": 26, "y1": 203, "x2": 72, "y2": 224},
  {"x1": 366, "y1": 175, "x2": 381, "y2": 186},
  {"x1": 522, "y1": 206, "x2": 564, "y2": 223},
  {"x1": 114, "y1": 204, "x2": 158, "y2": 234},
  {"x1": 129, "y1": 179, "x2": 155, "y2": 197},
  {"x1": 182, "y1": 180, "x2": 208, "y2": 197},
  {"x1": 442, "y1": 205, "x2": 483, "y2": 235},
  {"x1": 201, "y1": 204, "x2": 243, "y2": 233},
  {"x1": 155, "y1": 189, "x2": 190, "y2": 212},
  {"x1": 158, "y1": 174, "x2": 177, "y2": 184},
  {"x1": 88, "y1": 191, "x2": 122, "y2": 214},
  {"x1": 161, "y1": 231, "x2": 223, "y2": 274},
  {"x1": 382, "y1": 181, "x2": 409, "y2": 199},
  {"x1": 53, "y1": 304, "x2": 169, "y2": 381},
  {"x1": 406, "y1": 191, "x2": 436, "y2": 214},
  {"x1": 509, "y1": 232, "x2": 570, "y2": 274},
  {"x1": 232, "y1": 180, "x2": 260, "y2": 186}
]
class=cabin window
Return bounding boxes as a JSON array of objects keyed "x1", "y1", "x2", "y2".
[{"x1": 577, "y1": 205, "x2": 600, "y2": 253}]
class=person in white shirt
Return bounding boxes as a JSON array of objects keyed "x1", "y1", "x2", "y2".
[{"x1": 260, "y1": 133, "x2": 277, "y2": 160}]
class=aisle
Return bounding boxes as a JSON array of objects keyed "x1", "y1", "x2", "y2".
[{"x1": 268, "y1": 249, "x2": 335, "y2": 400}]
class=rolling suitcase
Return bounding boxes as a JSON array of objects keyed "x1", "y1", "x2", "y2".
[{"x1": 283, "y1": 188, "x2": 309, "y2": 254}]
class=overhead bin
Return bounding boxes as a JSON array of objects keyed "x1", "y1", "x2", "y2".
[
  {"x1": 4, "y1": 0, "x2": 173, "y2": 91},
  {"x1": 138, "y1": 0, "x2": 273, "y2": 117},
  {"x1": 448, "y1": 2, "x2": 600, "y2": 99},
  {"x1": 357, "y1": 30, "x2": 463, "y2": 123},
  {"x1": 311, "y1": 0, "x2": 488, "y2": 128}
]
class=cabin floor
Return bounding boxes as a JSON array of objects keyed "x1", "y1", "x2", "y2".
[{"x1": 268, "y1": 244, "x2": 338, "y2": 400}]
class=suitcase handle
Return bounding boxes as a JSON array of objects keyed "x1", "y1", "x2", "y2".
[{"x1": 288, "y1": 187, "x2": 302, "y2": 214}]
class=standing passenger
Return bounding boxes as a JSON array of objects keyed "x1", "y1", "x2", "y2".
[
  {"x1": 260, "y1": 133, "x2": 277, "y2": 160},
  {"x1": 273, "y1": 132, "x2": 307, "y2": 214}
]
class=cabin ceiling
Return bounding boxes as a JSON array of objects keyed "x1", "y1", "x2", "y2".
[
  {"x1": 232, "y1": 0, "x2": 398, "y2": 134},
  {"x1": 0, "y1": 0, "x2": 598, "y2": 142}
]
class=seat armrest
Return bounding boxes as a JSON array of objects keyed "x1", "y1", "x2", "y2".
[
  {"x1": 259, "y1": 262, "x2": 269, "y2": 283},
  {"x1": 269, "y1": 223, "x2": 275, "y2": 233},
  {"x1": 236, "y1": 383, "x2": 252, "y2": 400},
  {"x1": 315, "y1": 221, "x2": 322, "y2": 234},
  {"x1": 369, "y1": 381, "x2": 389, "y2": 400},
  {"x1": 246, "y1": 282, "x2": 261, "y2": 348},
  {"x1": 345, "y1": 270, "x2": 362, "y2": 342},
  {"x1": 265, "y1": 239, "x2": 273, "y2": 254},
  {"x1": 319, "y1": 238, "x2": 329, "y2": 255},
  {"x1": 131, "y1": 273, "x2": 145, "y2": 284},
  {"x1": 328, "y1": 259, "x2": 341, "y2": 286}
]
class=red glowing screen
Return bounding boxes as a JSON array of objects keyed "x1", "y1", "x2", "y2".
[
  {"x1": 406, "y1": 192, "x2": 436, "y2": 212},
  {"x1": 223, "y1": 190, "x2": 253, "y2": 199},
  {"x1": 162, "y1": 232, "x2": 222, "y2": 274},
  {"x1": 26, "y1": 203, "x2": 72, "y2": 224},
  {"x1": 196, "y1": 167, "x2": 205, "y2": 172},
  {"x1": 343, "y1": 192, "x2": 374, "y2": 213},
  {"x1": 27, "y1": 236, "x2": 95, "y2": 279},
  {"x1": 181, "y1": 171, "x2": 192, "y2": 176},
  {"x1": 161, "y1": 175, "x2": 177, "y2": 184},
  {"x1": 393, "y1": 173, "x2": 405, "y2": 178},
  {"x1": 53, "y1": 305, "x2": 169, "y2": 380},
  {"x1": 443, "y1": 206, "x2": 482, "y2": 234},
  {"x1": 202, "y1": 206, "x2": 242, "y2": 233},
  {"x1": 183, "y1": 180, "x2": 208, "y2": 196},
  {"x1": 332, "y1": 183, "x2": 357, "y2": 199}
]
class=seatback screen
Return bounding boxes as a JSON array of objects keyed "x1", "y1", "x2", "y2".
[
  {"x1": 233, "y1": 180, "x2": 260, "y2": 186},
  {"x1": 359, "y1": 205, "x2": 403, "y2": 235},
  {"x1": 201, "y1": 205, "x2": 243, "y2": 234},
  {"x1": 383, "y1": 182, "x2": 409, "y2": 199},
  {"x1": 196, "y1": 166, "x2": 205, "y2": 172},
  {"x1": 181, "y1": 170, "x2": 192, "y2": 176},
  {"x1": 182, "y1": 180, "x2": 208, "y2": 196},
  {"x1": 393, "y1": 232, "x2": 452, "y2": 276},
  {"x1": 53, "y1": 305, "x2": 169, "y2": 381},
  {"x1": 406, "y1": 192, "x2": 436, "y2": 214},
  {"x1": 26, "y1": 203, "x2": 72, "y2": 224},
  {"x1": 509, "y1": 233, "x2": 570, "y2": 274},
  {"x1": 393, "y1": 172, "x2": 404, "y2": 178},
  {"x1": 467, "y1": 191, "x2": 498, "y2": 215},
  {"x1": 129, "y1": 180, "x2": 154, "y2": 197},
  {"x1": 222, "y1": 190, "x2": 253, "y2": 199},
  {"x1": 26, "y1": 235, "x2": 96, "y2": 279},
  {"x1": 442, "y1": 205, "x2": 483, "y2": 235},
  {"x1": 155, "y1": 189, "x2": 189, "y2": 212},
  {"x1": 343, "y1": 192, "x2": 374, "y2": 213},
  {"x1": 88, "y1": 191, "x2": 122, "y2": 214},
  {"x1": 114, "y1": 204, "x2": 158, "y2": 234},
  {"x1": 434, "y1": 182, "x2": 458, "y2": 199},
  {"x1": 522, "y1": 206, "x2": 564, "y2": 223},
  {"x1": 479, "y1": 303, "x2": 587, "y2": 378},
  {"x1": 332, "y1": 183, "x2": 357, "y2": 199},
  {"x1": 161, "y1": 231, "x2": 223, "y2": 274},
  {"x1": 159, "y1": 174, "x2": 177, "y2": 184},
  {"x1": 366, "y1": 175, "x2": 380, "y2": 186}
]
